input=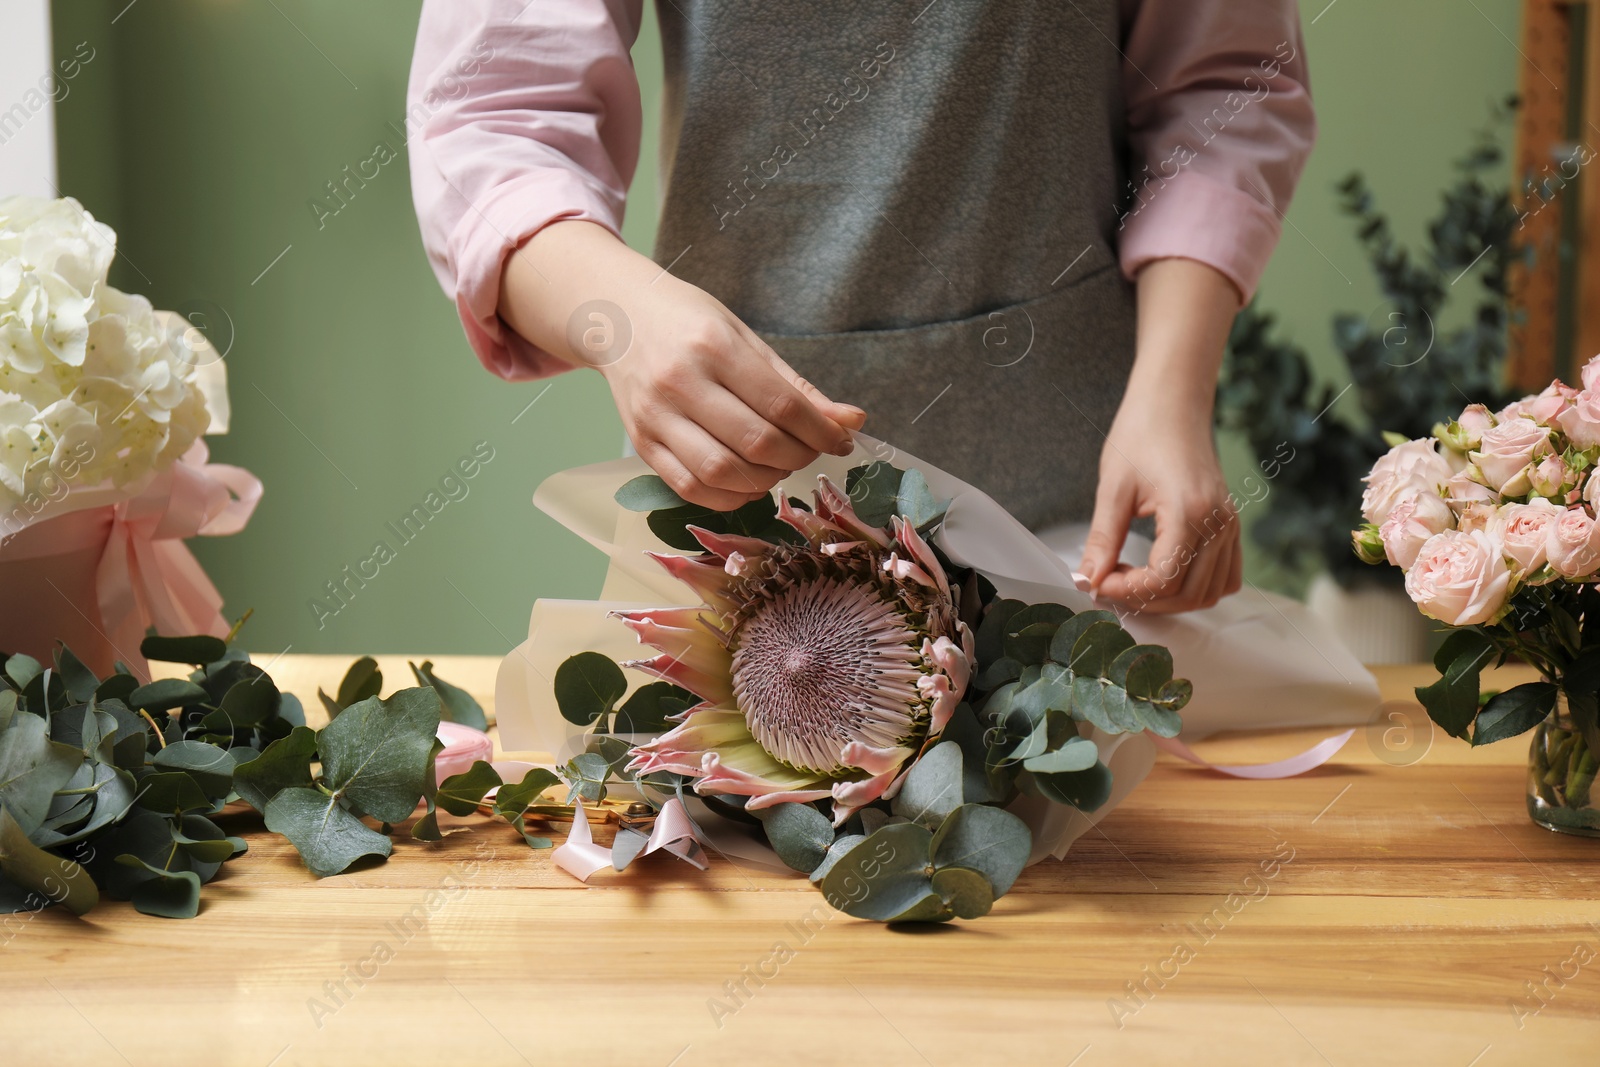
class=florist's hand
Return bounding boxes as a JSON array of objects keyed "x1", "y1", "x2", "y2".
[
  {"x1": 1079, "y1": 409, "x2": 1241, "y2": 613},
  {"x1": 499, "y1": 221, "x2": 866, "y2": 511},
  {"x1": 597, "y1": 273, "x2": 865, "y2": 511},
  {"x1": 1077, "y1": 257, "x2": 1244, "y2": 614}
]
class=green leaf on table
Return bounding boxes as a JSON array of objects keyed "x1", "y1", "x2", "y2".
[
  {"x1": 0, "y1": 807, "x2": 97, "y2": 916},
  {"x1": 336, "y1": 656, "x2": 383, "y2": 710},
  {"x1": 892, "y1": 741, "x2": 965, "y2": 830},
  {"x1": 264, "y1": 787, "x2": 393, "y2": 878},
  {"x1": 409, "y1": 660, "x2": 489, "y2": 731},
  {"x1": 435, "y1": 760, "x2": 502, "y2": 817},
  {"x1": 52, "y1": 645, "x2": 99, "y2": 704},
  {"x1": 808, "y1": 832, "x2": 866, "y2": 884},
  {"x1": 930, "y1": 865, "x2": 994, "y2": 920},
  {"x1": 113, "y1": 856, "x2": 202, "y2": 918},
  {"x1": 930, "y1": 803, "x2": 1032, "y2": 897},
  {"x1": 127, "y1": 678, "x2": 208, "y2": 714},
  {"x1": 232, "y1": 726, "x2": 317, "y2": 812},
  {"x1": 139, "y1": 634, "x2": 228, "y2": 666},
  {"x1": 554, "y1": 652, "x2": 628, "y2": 726},
  {"x1": 492, "y1": 767, "x2": 561, "y2": 826},
  {"x1": 614, "y1": 474, "x2": 688, "y2": 512},
  {"x1": 1472, "y1": 682, "x2": 1557, "y2": 746},
  {"x1": 101, "y1": 702, "x2": 151, "y2": 771},
  {"x1": 0, "y1": 714, "x2": 83, "y2": 834},
  {"x1": 819, "y1": 822, "x2": 942, "y2": 922},
  {"x1": 152, "y1": 740, "x2": 236, "y2": 797},
  {"x1": 171, "y1": 815, "x2": 244, "y2": 864},
  {"x1": 201, "y1": 675, "x2": 280, "y2": 733},
  {"x1": 613, "y1": 681, "x2": 695, "y2": 734},
  {"x1": 1417, "y1": 629, "x2": 1497, "y2": 739},
  {"x1": 319, "y1": 687, "x2": 442, "y2": 823},
  {"x1": 1032, "y1": 760, "x2": 1114, "y2": 813}
]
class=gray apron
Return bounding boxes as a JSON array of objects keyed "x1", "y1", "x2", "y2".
[{"x1": 653, "y1": 0, "x2": 1136, "y2": 530}]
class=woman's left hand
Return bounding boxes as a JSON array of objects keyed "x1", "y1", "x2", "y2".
[{"x1": 1077, "y1": 258, "x2": 1245, "y2": 614}]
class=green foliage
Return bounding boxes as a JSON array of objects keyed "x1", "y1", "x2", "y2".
[
  {"x1": 1215, "y1": 98, "x2": 1522, "y2": 590},
  {"x1": 0, "y1": 636, "x2": 490, "y2": 918}
]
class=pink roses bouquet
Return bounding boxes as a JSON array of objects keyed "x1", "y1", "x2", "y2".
[{"x1": 1352, "y1": 357, "x2": 1600, "y2": 831}]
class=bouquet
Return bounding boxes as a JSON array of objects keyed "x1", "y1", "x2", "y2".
[
  {"x1": 0, "y1": 195, "x2": 221, "y2": 519},
  {"x1": 530, "y1": 458, "x2": 1194, "y2": 923},
  {"x1": 1352, "y1": 355, "x2": 1600, "y2": 833}
]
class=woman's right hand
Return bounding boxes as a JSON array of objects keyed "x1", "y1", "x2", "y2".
[{"x1": 500, "y1": 221, "x2": 865, "y2": 510}]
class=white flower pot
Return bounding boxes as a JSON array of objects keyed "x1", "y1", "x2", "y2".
[{"x1": 1305, "y1": 572, "x2": 1435, "y2": 666}]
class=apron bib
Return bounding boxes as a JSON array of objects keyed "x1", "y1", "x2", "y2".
[{"x1": 654, "y1": 0, "x2": 1135, "y2": 529}]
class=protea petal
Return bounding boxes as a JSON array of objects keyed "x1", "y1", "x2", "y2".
[
  {"x1": 696, "y1": 744, "x2": 830, "y2": 796},
  {"x1": 627, "y1": 707, "x2": 751, "y2": 776},
  {"x1": 624, "y1": 652, "x2": 735, "y2": 706},
  {"x1": 777, "y1": 493, "x2": 848, "y2": 545},
  {"x1": 925, "y1": 635, "x2": 970, "y2": 699},
  {"x1": 644, "y1": 551, "x2": 738, "y2": 612},
  {"x1": 882, "y1": 550, "x2": 938, "y2": 589},
  {"x1": 893, "y1": 516, "x2": 951, "y2": 599},
  {"x1": 613, "y1": 613, "x2": 733, "y2": 677},
  {"x1": 839, "y1": 741, "x2": 914, "y2": 777},
  {"x1": 918, "y1": 672, "x2": 958, "y2": 735},
  {"x1": 688, "y1": 525, "x2": 776, "y2": 564},
  {"x1": 820, "y1": 540, "x2": 868, "y2": 556},
  {"x1": 744, "y1": 787, "x2": 837, "y2": 810},
  {"x1": 829, "y1": 766, "x2": 904, "y2": 827},
  {"x1": 814, "y1": 475, "x2": 891, "y2": 546}
]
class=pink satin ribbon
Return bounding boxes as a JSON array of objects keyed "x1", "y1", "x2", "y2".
[
  {"x1": 1150, "y1": 729, "x2": 1355, "y2": 778},
  {"x1": 553, "y1": 797, "x2": 707, "y2": 882},
  {"x1": 0, "y1": 442, "x2": 262, "y2": 676}
]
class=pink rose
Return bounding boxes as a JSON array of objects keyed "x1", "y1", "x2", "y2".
[
  {"x1": 1583, "y1": 355, "x2": 1600, "y2": 392},
  {"x1": 1361, "y1": 439, "x2": 1455, "y2": 524},
  {"x1": 1494, "y1": 498, "x2": 1562, "y2": 576},
  {"x1": 1439, "y1": 403, "x2": 1496, "y2": 453},
  {"x1": 1456, "y1": 502, "x2": 1498, "y2": 534},
  {"x1": 1404, "y1": 529, "x2": 1513, "y2": 626},
  {"x1": 1548, "y1": 508, "x2": 1600, "y2": 579},
  {"x1": 1529, "y1": 453, "x2": 1572, "y2": 499},
  {"x1": 1443, "y1": 468, "x2": 1498, "y2": 511},
  {"x1": 1379, "y1": 492, "x2": 1453, "y2": 570},
  {"x1": 1500, "y1": 381, "x2": 1576, "y2": 426},
  {"x1": 1558, "y1": 390, "x2": 1600, "y2": 449},
  {"x1": 1586, "y1": 470, "x2": 1600, "y2": 511},
  {"x1": 1470, "y1": 417, "x2": 1553, "y2": 490}
]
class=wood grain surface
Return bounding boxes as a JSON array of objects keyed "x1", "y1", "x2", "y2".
[{"x1": 5, "y1": 655, "x2": 1597, "y2": 1066}]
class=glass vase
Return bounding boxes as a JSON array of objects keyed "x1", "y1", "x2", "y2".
[{"x1": 1527, "y1": 693, "x2": 1600, "y2": 837}]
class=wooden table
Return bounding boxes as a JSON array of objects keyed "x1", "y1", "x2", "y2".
[{"x1": 6, "y1": 655, "x2": 1598, "y2": 1065}]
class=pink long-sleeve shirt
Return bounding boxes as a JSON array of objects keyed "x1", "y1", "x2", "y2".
[{"x1": 407, "y1": 0, "x2": 1316, "y2": 382}]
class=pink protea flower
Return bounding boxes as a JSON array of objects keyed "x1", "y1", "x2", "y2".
[{"x1": 623, "y1": 476, "x2": 974, "y2": 827}]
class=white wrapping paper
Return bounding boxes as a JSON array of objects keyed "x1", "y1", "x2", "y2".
[{"x1": 496, "y1": 436, "x2": 1381, "y2": 865}]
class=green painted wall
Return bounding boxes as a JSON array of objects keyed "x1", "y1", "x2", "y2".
[{"x1": 47, "y1": 0, "x2": 1520, "y2": 652}]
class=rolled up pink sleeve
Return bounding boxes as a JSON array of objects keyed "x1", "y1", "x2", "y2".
[
  {"x1": 407, "y1": 0, "x2": 644, "y2": 380},
  {"x1": 1117, "y1": 0, "x2": 1316, "y2": 301}
]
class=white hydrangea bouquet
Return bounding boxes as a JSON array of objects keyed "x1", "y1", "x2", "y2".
[
  {"x1": 1352, "y1": 355, "x2": 1600, "y2": 834},
  {"x1": 0, "y1": 196, "x2": 259, "y2": 675}
]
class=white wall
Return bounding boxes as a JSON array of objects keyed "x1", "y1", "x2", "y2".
[{"x1": 0, "y1": 0, "x2": 58, "y2": 198}]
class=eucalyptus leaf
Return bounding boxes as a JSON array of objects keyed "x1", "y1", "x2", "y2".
[
  {"x1": 139, "y1": 634, "x2": 228, "y2": 666},
  {"x1": 127, "y1": 678, "x2": 208, "y2": 714},
  {"x1": 0, "y1": 714, "x2": 83, "y2": 834},
  {"x1": 133, "y1": 771, "x2": 213, "y2": 815},
  {"x1": 930, "y1": 803, "x2": 1031, "y2": 897},
  {"x1": 264, "y1": 787, "x2": 393, "y2": 878},
  {"x1": 758, "y1": 802, "x2": 836, "y2": 873},
  {"x1": 844, "y1": 461, "x2": 903, "y2": 528},
  {"x1": 232, "y1": 726, "x2": 317, "y2": 813},
  {"x1": 1022, "y1": 736, "x2": 1099, "y2": 774},
  {"x1": 818, "y1": 823, "x2": 938, "y2": 921},
  {"x1": 554, "y1": 652, "x2": 628, "y2": 726},
  {"x1": 613, "y1": 681, "x2": 695, "y2": 735},
  {"x1": 975, "y1": 599, "x2": 1026, "y2": 666},
  {"x1": 895, "y1": 468, "x2": 947, "y2": 530},
  {"x1": 564, "y1": 751, "x2": 610, "y2": 803},
  {"x1": 892, "y1": 741, "x2": 965, "y2": 830},
  {"x1": 409, "y1": 660, "x2": 489, "y2": 731},
  {"x1": 336, "y1": 656, "x2": 383, "y2": 710},
  {"x1": 53, "y1": 645, "x2": 99, "y2": 704},
  {"x1": 1032, "y1": 761, "x2": 1114, "y2": 813},
  {"x1": 808, "y1": 832, "x2": 866, "y2": 884},
  {"x1": 0, "y1": 807, "x2": 97, "y2": 916},
  {"x1": 152, "y1": 741, "x2": 237, "y2": 797},
  {"x1": 930, "y1": 865, "x2": 994, "y2": 919},
  {"x1": 435, "y1": 760, "x2": 502, "y2": 817},
  {"x1": 614, "y1": 474, "x2": 688, "y2": 512},
  {"x1": 320, "y1": 688, "x2": 442, "y2": 823},
  {"x1": 114, "y1": 856, "x2": 202, "y2": 919},
  {"x1": 4, "y1": 653, "x2": 42, "y2": 690}
]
